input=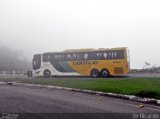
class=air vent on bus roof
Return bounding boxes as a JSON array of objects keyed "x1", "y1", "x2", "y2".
[
  {"x1": 63, "y1": 48, "x2": 95, "y2": 52},
  {"x1": 98, "y1": 48, "x2": 105, "y2": 50}
]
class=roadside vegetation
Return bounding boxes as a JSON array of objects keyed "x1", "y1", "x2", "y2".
[
  {"x1": 0, "y1": 77, "x2": 160, "y2": 99},
  {"x1": 0, "y1": 45, "x2": 31, "y2": 71}
]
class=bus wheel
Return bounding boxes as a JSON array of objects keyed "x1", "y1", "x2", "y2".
[
  {"x1": 90, "y1": 69, "x2": 99, "y2": 78},
  {"x1": 100, "y1": 69, "x2": 110, "y2": 78},
  {"x1": 43, "y1": 69, "x2": 51, "y2": 77}
]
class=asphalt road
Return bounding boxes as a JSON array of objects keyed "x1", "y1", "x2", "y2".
[{"x1": 0, "y1": 85, "x2": 160, "y2": 119}]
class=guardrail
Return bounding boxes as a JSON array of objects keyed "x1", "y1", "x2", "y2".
[{"x1": 0, "y1": 71, "x2": 28, "y2": 78}]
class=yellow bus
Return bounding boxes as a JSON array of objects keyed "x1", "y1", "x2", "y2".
[{"x1": 32, "y1": 47, "x2": 130, "y2": 77}]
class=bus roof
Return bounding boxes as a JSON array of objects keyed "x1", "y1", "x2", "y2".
[
  {"x1": 62, "y1": 47, "x2": 127, "y2": 53},
  {"x1": 41, "y1": 47, "x2": 127, "y2": 54}
]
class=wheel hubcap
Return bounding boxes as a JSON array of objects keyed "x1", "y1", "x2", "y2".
[{"x1": 103, "y1": 71, "x2": 108, "y2": 77}]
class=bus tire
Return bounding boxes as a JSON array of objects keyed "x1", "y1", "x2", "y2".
[
  {"x1": 43, "y1": 69, "x2": 51, "y2": 77},
  {"x1": 90, "y1": 69, "x2": 99, "y2": 78},
  {"x1": 100, "y1": 69, "x2": 110, "y2": 78}
]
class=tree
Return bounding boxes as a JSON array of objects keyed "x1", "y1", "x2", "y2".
[{"x1": 0, "y1": 45, "x2": 31, "y2": 71}]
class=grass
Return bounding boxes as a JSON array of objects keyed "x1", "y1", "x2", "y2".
[{"x1": 0, "y1": 77, "x2": 160, "y2": 99}]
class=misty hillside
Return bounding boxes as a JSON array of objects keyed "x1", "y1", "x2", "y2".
[{"x1": 0, "y1": 46, "x2": 31, "y2": 71}]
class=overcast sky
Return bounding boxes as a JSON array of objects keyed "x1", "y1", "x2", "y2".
[{"x1": 0, "y1": 0, "x2": 160, "y2": 69}]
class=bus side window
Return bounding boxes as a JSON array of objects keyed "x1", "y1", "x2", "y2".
[
  {"x1": 84, "y1": 53, "x2": 88, "y2": 60},
  {"x1": 89, "y1": 52, "x2": 95, "y2": 59},
  {"x1": 61, "y1": 54, "x2": 64, "y2": 60},
  {"x1": 117, "y1": 50, "x2": 124, "y2": 59},
  {"x1": 96, "y1": 52, "x2": 103, "y2": 59},
  {"x1": 42, "y1": 54, "x2": 45, "y2": 61},
  {"x1": 116, "y1": 51, "x2": 119, "y2": 59},
  {"x1": 103, "y1": 52, "x2": 107, "y2": 59},
  {"x1": 67, "y1": 54, "x2": 71, "y2": 60},
  {"x1": 55, "y1": 54, "x2": 58, "y2": 59},
  {"x1": 58, "y1": 54, "x2": 62, "y2": 59},
  {"x1": 43, "y1": 54, "x2": 49, "y2": 61},
  {"x1": 77, "y1": 53, "x2": 82, "y2": 60},
  {"x1": 100, "y1": 52, "x2": 103, "y2": 59},
  {"x1": 108, "y1": 52, "x2": 111, "y2": 59},
  {"x1": 73, "y1": 54, "x2": 76, "y2": 60},
  {"x1": 97, "y1": 52, "x2": 100, "y2": 59},
  {"x1": 76, "y1": 53, "x2": 79, "y2": 60},
  {"x1": 120, "y1": 50, "x2": 124, "y2": 59},
  {"x1": 64, "y1": 53, "x2": 68, "y2": 60},
  {"x1": 96, "y1": 52, "x2": 99, "y2": 59},
  {"x1": 81, "y1": 53, "x2": 84, "y2": 60},
  {"x1": 111, "y1": 52, "x2": 114, "y2": 59},
  {"x1": 48, "y1": 55, "x2": 50, "y2": 60},
  {"x1": 76, "y1": 53, "x2": 82, "y2": 60},
  {"x1": 114, "y1": 51, "x2": 117, "y2": 59}
]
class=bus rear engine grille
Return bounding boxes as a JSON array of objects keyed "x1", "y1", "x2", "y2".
[{"x1": 114, "y1": 67, "x2": 123, "y2": 74}]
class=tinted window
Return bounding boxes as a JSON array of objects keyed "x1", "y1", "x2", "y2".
[
  {"x1": 33, "y1": 54, "x2": 41, "y2": 70},
  {"x1": 42, "y1": 50, "x2": 125, "y2": 62},
  {"x1": 116, "y1": 50, "x2": 124, "y2": 59},
  {"x1": 84, "y1": 53, "x2": 89, "y2": 59}
]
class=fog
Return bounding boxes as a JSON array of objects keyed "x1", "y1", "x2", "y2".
[
  {"x1": 0, "y1": 0, "x2": 160, "y2": 69},
  {"x1": 0, "y1": 46, "x2": 31, "y2": 71}
]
